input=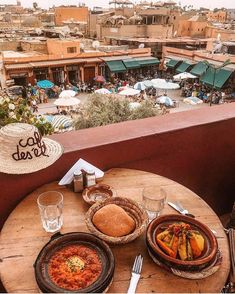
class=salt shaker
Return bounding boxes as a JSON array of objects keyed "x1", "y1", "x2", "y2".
[
  {"x1": 86, "y1": 169, "x2": 96, "y2": 187},
  {"x1": 73, "y1": 170, "x2": 84, "y2": 192}
]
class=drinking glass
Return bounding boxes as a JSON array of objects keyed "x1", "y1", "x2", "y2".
[
  {"x1": 142, "y1": 186, "x2": 166, "y2": 221},
  {"x1": 37, "y1": 191, "x2": 63, "y2": 233}
]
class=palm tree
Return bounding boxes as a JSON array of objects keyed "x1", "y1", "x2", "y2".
[{"x1": 33, "y1": 2, "x2": 38, "y2": 10}]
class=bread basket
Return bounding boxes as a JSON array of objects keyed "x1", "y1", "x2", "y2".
[{"x1": 85, "y1": 197, "x2": 148, "y2": 244}]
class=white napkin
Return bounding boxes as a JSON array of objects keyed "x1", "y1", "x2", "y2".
[{"x1": 59, "y1": 158, "x2": 104, "y2": 185}]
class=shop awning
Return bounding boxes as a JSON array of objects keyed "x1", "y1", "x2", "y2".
[
  {"x1": 5, "y1": 63, "x2": 32, "y2": 70},
  {"x1": 136, "y1": 57, "x2": 160, "y2": 67},
  {"x1": 190, "y1": 61, "x2": 208, "y2": 76},
  {"x1": 200, "y1": 67, "x2": 214, "y2": 86},
  {"x1": 166, "y1": 59, "x2": 181, "y2": 68},
  {"x1": 176, "y1": 61, "x2": 192, "y2": 73},
  {"x1": 106, "y1": 60, "x2": 126, "y2": 73},
  {"x1": 200, "y1": 67, "x2": 233, "y2": 88},
  {"x1": 123, "y1": 59, "x2": 140, "y2": 69},
  {"x1": 214, "y1": 68, "x2": 233, "y2": 88}
]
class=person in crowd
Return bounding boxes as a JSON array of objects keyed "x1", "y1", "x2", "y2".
[
  {"x1": 22, "y1": 86, "x2": 27, "y2": 99},
  {"x1": 32, "y1": 100, "x2": 38, "y2": 113}
]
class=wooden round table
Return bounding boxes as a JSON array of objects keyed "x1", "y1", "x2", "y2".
[{"x1": 0, "y1": 168, "x2": 230, "y2": 293}]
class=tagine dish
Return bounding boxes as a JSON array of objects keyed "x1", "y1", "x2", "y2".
[
  {"x1": 34, "y1": 232, "x2": 115, "y2": 293},
  {"x1": 146, "y1": 214, "x2": 218, "y2": 272},
  {"x1": 156, "y1": 222, "x2": 205, "y2": 261},
  {"x1": 48, "y1": 244, "x2": 102, "y2": 291}
]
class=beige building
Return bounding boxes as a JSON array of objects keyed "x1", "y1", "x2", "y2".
[
  {"x1": 0, "y1": 39, "x2": 154, "y2": 87},
  {"x1": 94, "y1": 6, "x2": 177, "y2": 40},
  {"x1": 54, "y1": 6, "x2": 89, "y2": 26},
  {"x1": 207, "y1": 10, "x2": 227, "y2": 23},
  {"x1": 177, "y1": 15, "x2": 208, "y2": 38},
  {"x1": 205, "y1": 26, "x2": 235, "y2": 41}
]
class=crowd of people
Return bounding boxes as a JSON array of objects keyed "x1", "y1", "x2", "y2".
[
  {"x1": 5, "y1": 68, "x2": 235, "y2": 113},
  {"x1": 180, "y1": 80, "x2": 235, "y2": 105}
]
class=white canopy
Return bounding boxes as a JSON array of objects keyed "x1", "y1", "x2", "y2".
[
  {"x1": 59, "y1": 90, "x2": 77, "y2": 98},
  {"x1": 134, "y1": 82, "x2": 146, "y2": 91},
  {"x1": 173, "y1": 72, "x2": 197, "y2": 81},
  {"x1": 119, "y1": 88, "x2": 140, "y2": 96},
  {"x1": 143, "y1": 80, "x2": 153, "y2": 88},
  {"x1": 183, "y1": 97, "x2": 203, "y2": 105},
  {"x1": 94, "y1": 88, "x2": 111, "y2": 94},
  {"x1": 156, "y1": 96, "x2": 174, "y2": 107},
  {"x1": 54, "y1": 97, "x2": 81, "y2": 107},
  {"x1": 151, "y1": 79, "x2": 180, "y2": 90}
]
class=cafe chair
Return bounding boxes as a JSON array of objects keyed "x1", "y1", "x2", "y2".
[
  {"x1": 220, "y1": 202, "x2": 235, "y2": 230},
  {"x1": 222, "y1": 202, "x2": 235, "y2": 293}
]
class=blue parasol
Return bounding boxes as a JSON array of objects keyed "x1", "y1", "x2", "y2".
[
  {"x1": 156, "y1": 96, "x2": 174, "y2": 107},
  {"x1": 37, "y1": 80, "x2": 54, "y2": 89}
]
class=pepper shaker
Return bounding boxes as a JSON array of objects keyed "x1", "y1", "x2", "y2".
[{"x1": 73, "y1": 169, "x2": 84, "y2": 192}]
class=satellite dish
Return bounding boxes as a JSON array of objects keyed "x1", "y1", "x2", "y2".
[
  {"x1": 138, "y1": 43, "x2": 145, "y2": 48},
  {"x1": 35, "y1": 28, "x2": 42, "y2": 35},
  {"x1": 213, "y1": 42, "x2": 222, "y2": 54},
  {"x1": 221, "y1": 45, "x2": 228, "y2": 54},
  {"x1": 92, "y1": 40, "x2": 100, "y2": 49},
  {"x1": 59, "y1": 32, "x2": 66, "y2": 39},
  {"x1": 61, "y1": 26, "x2": 70, "y2": 35}
]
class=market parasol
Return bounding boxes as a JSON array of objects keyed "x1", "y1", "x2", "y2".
[
  {"x1": 156, "y1": 95, "x2": 174, "y2": 107},
  {"x1": 134, "y1": 82, "x2": 146, "y2": 91},
  {"x1": 183, "y1": 97, "x2": 203, "y2": 105},
  {"x1": 37, "y1": 80, "x2": 54, "y2": 89},
  {"x1": 173, "y1": 72, "x2": 197, "y2": 81},
  {"x1": 151, "y1": 79, "x2": 180, "y2": 90},
  {"x1": 119, "y1": 88, "x2": 140, "y2": 96},
  {"x1": 94, "y1": 76, "x2": 106, "y2": 83},
  {"x1": 59, "y1": 90, "x2": 76, "y2": 98},
  {"x1": 94, "y1": 88, "x2": 111, "y2": 94},
  {"x1": 54, "y1": 97, "x2": 81, "y2": 107}
]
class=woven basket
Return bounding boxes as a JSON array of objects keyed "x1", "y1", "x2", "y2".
[{"x1": 85, "y1": 196, "x2": 148, "y2": 244}]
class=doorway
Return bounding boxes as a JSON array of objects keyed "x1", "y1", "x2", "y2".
[
  {"x1": 11, "y1": 76, "x2": 27, "y2": 86},
  {"x1": 84, "y1": 66, "x2": 95, "y2": 84},
  {"x1": 52, "y1": 68, "x2": 64, "y2": 86}
]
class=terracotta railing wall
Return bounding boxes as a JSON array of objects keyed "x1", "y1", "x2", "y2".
[{"x1": 1, "y1": 104, "x2": 235, "y2": 230}]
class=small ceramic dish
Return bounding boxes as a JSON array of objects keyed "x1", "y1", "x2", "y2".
[{"x1": 82, "y1": 184, "x2": 115, "y2": 205}]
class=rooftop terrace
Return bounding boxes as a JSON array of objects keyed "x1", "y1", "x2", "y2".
[{"x1": 1, "y1": 103, "x2": 235, "y2": 232}]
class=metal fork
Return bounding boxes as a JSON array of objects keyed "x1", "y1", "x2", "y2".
[{"x1": 127, "y1": 254, "x2": 143, "y2": 294}]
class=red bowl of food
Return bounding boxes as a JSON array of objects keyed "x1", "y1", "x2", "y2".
[
  {"x1": 146, "y1": 214, "x2": 218, "y2": 271},
  {"x1": 34, "y1": 232, "x2": 115, "y2": 293}
]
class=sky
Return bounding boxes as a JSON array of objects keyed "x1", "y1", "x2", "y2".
[{"x1": 1, "y1": 0, "x2": 234, "y2": 9}]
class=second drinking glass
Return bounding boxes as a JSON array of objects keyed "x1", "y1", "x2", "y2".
[{"x1": 142, "y1": 186, "x2": 166, "y2": 221}]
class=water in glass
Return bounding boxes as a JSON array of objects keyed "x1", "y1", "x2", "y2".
[
  {"x1": 143, "y1": 186, "x2": 166, "y2": 221},
  {"x1": 37, "y1": 191, "x2": 63, "y2": 233}
]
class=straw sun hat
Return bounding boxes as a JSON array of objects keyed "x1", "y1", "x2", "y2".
[{"x1": 0, "y1": 123, "x2": 63, "y2": 174}]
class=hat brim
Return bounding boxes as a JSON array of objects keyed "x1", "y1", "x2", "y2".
[{"x1": 0, "y1": 138, "x2": 63, "y2": 174}]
